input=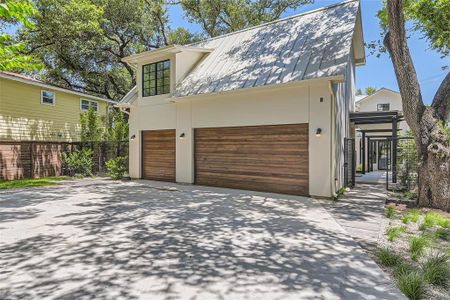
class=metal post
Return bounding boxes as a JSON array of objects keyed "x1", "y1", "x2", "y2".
[
  {"x1": 362, "y1": 132, "x2": 366, "y2": 174},
  {"x1": 392, "y1": 117, "x2": 398, "y2": 183},
  {"x1": 367, "y1": 137, "x2": 371, "y2": 172}
]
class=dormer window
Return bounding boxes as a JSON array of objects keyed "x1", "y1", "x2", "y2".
[
  {"x1": 143, "y1": 60, "x2": 170, "y2": 97},
  {"x1": 377, "y1": 103, "x2": 390, "y2": 111}
]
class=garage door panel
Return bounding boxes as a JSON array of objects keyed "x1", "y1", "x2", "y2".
[
  {"x1": 195, "y1": 124, "x2": 309, "y2": 196},
  {"x1": 142, "y1": 130, "x2": 176, "y2": 182}
]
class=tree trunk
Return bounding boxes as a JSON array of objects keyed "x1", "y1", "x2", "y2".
[{"x1": 384, "y1": 0, "x2": 450, "y2": 211}]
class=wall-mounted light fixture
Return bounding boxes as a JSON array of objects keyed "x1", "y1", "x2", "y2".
[
  {"x1": 316, "y1": 128, "x2": 322, "y2": 137},
  {"x1": 179, "y1": 132, "x2": 186, "y2": 139},
  {"x1": 130, "y1": 134, "x2": 136, "y2": 140}
]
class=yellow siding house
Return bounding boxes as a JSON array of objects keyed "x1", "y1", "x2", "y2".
[{"x1": 0, "y1": 71, "x2": 113, "y2": 142}]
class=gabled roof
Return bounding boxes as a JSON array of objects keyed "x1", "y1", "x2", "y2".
[
  {"x1": 0, "y1": 71, "x2": 115, "y2": 103},
  {"x1": 118, "y1": 0, "x2": 363, "y2": 106},
  {"x1": 173, "y1": 0, "x2": 363, "y2": 98},
  {"x1": 356, "y1": 88, "x2": 400, "y2": 103},
  {"x1": 116, "y1": 86, "x2": 137, "y2": 107}
]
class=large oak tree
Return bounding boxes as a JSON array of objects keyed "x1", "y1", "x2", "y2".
[{"x1": 383, "y1": 0, "x2": 449, "y2": 211}]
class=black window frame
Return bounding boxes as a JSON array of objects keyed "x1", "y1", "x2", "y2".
[
  {"x1": 377, "y1": 103, "x2": 390, "y2": 111},
  {"x1": 142, "y1": 60, "x2": 171, "y2": 97}
]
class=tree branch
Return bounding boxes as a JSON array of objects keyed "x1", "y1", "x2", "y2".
[
  {"x1": 384, "y1": 0, "x2": 425, "y2": 138},
  {"x1": 431, "y1": 71, "x2": 450, "y2": 123}
]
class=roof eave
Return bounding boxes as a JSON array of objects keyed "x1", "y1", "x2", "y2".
[
  {"x1": 122, "y1": 45, "x2": 214, "y2": 64},
  {"x1": 169, "y1": 75, "x2": 344, "y2": 102},
  {"x1": 0, "y1": 72, "x2": 115, "y2": 103}
]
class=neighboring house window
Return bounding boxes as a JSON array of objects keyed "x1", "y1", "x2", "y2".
[
  {"x1": 142, "y1": 60, "x2": 170, "y2": 97},
  {"x1": 80, "y1": 99, "x2": 98, "y2": 112},
  {"x1": 41, "y1": 90, "x2": 55, "y2": 105},
  {"x1": 377, "y1": 103, "x2": 390, "y2": 111}
]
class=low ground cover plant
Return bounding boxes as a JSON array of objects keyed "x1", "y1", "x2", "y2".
[
  {"x1": 377, "y1": 207, "x2": 450, "y2": 299},
  {"x1": 0, "y1": 177, "x2": 68, "y2": 189}
]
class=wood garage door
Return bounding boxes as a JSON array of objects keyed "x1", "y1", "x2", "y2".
[
  {"x1": 195, "y1": 124, "x2": 309, "y2": 195},
  {"x1": 142, "y1": 130, "x2": 176, "y2": 182}
]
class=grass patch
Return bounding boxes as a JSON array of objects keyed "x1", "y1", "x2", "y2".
[
  {"x1": 409, "y1": 235, "x2": 431, "y2": 261},
  {"x1": 376, "y1": 247, "x2": 402, "y2": 267},
  {"x1": 420, "y1": 212, "x2": 450, "y2": 230},
  {"x1": 386, "y1": 226, "x2": 406, "y2": 242},
  {"x1": 402, "y1": 209, "x2": 421, "y2": 224},
  {"x1": 435, "y1": 228, "x2": 449, "y2": 239},
  {"x1": 421, "y1": 252, "x2": 450, "y2": 286},
  {"x1": 0, "y1": 177, "x2": 68, "y2": 189},
  {"x1": 385, "y1": 204, "x2": 396, "y2": 219},
  {"x1": 397, "y1": 271, "x2": 425, "y2": 300}
]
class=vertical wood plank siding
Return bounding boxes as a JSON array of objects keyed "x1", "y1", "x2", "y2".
[
  {"x1": 0, "y1": 142, "x2": 68, "y2": 180},
  {"x1": 194, "y1": 124, "x2": 309, "y2": 196},
  {"x1": 142, "y1": 130, "x2": 176, "y2": 182}
]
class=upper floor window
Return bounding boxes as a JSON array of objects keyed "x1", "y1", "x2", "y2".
[
  {"x1": 81, "y1": 99, "x2": 98, "y2": 112},
  {"x1": 41, "y1": 90, "x2": 55, "y2": 105},
  {"x1": 142, "y1": 60, "x2": 170, "y2": 97},
  {"x1": 377, "y1": 103, "x2": 390, "y2": 111}
]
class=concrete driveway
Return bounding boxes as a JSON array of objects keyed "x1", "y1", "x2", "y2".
[{"x1": 0, "y1": 179, "x2": 404, "y2": 300}]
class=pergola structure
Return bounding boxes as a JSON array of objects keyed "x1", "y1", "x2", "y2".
[{"x1": 350, "y1": 111, "x2": 404, "y2": 183}]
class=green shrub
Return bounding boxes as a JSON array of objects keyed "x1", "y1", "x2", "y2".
[
  {"x1": 385, "y1": 204, "x2": 396, "y2": 219},
  {"x1": 397, "y1": 271, "x2": 425, "y2": 300},
  {"x1": 106, "y1": 156, "x2": 128, "y2": 180},
  {"x1": 421, "y1": 252, "x2": 450, "y2": 286},
  {"x1": 62, "y1": 148, "x2": 94, "y2": 177},
  {"x1": 376, "y1": 247, "x2": 402, "y2": 267},
  {"x1": 402, "y1": 209, "x2": 421, "y2": 224},
  {"x1": 386, "y1": 226, "x2": 406, "y2": 242},
  {"x1": 409, "y1": 235, "x2": 430, "y2": 261}
]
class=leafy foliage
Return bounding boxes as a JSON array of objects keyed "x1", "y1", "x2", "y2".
[
  {"x1": 62, "y1": 148, "x2": 94, "y2": 177},
  {"x1": 0, "y1": 0, "x2": 41, "y2": 71},
  {"x1": 179, "y1": 0, "x2": 313, "y2": 37},
  {"x1": 106, "y1": 156, "x2": 128, "y2": 180},
  {"x1": 80, "y1": 107, "x2": 104, "y2": 142},
  {"x1": 378, "y1": 0, "x2": 450, "y2": 57},
  {"x1": 365, "y1": 86, "x2": 377, "y2": 95},
  {"x1": 23, "y1": 0, "x2": 172, "y2": 100}
]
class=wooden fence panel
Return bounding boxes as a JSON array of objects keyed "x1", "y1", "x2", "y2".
[{"x1": 0, "y1": 141, "x2": 67, "y2": 180}]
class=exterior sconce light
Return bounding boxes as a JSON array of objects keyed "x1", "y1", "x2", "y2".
[
  {"x1": 130, "y1": 134, "x2": 136, "y2": 140},
  {"x1": 316, "y1": 128, "x2": 322, "y2": 137},
  {"x1": 179, "y1": 132, "x2": 185, "y2": 139}
]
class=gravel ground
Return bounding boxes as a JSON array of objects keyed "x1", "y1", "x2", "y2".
[{"x1": 375, "y1": 205, "x2": 450, "y2": 300}]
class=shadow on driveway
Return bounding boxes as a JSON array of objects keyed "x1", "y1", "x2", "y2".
[{"x1": 0, "y1": 179, "x2": 404, "y2": 299}]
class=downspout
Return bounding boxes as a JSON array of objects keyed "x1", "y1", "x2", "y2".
[{"x1": 328, "y1": 81, "x2": 336, "y2": 198}]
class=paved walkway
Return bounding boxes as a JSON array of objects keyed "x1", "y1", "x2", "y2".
[
  {"x1": 356, "y1": 171, "x2": 389, "y2": 185},
  {"x1": 319, "y1": 184, "x2": 387, "y2": 250},
  {"x1": 0, "y1": 179, "x2": 403, "y2": 299}
]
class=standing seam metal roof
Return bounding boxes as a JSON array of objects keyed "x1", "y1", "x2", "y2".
[{"x1": 172, "y1": 0, "x2": 360, "y2": 98}]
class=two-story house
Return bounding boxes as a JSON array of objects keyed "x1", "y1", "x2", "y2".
[
  {"x1": 354, "y1": 88, "x2": 409, "y2": 172},
  {"x1": 117, "y1": 1, "x2": 365, "y2": 198},
  {"x1": 0, "y1": 71, "x2": 112, "y2": 142}
]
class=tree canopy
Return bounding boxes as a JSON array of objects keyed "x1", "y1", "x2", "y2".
[
  {"x1": 0, "y1": 0, "x2": 41, "y2": 71},
  {"x1": 15, "y1": 0, "x2": 314, "y2": 100}
]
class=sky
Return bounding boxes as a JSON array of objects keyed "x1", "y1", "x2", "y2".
[{"x1": 167, "y1": 0, "x2": 449, "y2": 104}]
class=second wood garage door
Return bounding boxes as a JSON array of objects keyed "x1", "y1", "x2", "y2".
[
  {"x1": 142, "y1": 130, "x2": 176, "y2": 182},
  {"x1": 194, "y1": 124, "x2": 309, "y2": 195}
]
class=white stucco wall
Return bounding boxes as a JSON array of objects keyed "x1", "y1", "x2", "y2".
[{"x1": 128, "y1": 80, "x2": 335, "y2": 198}]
